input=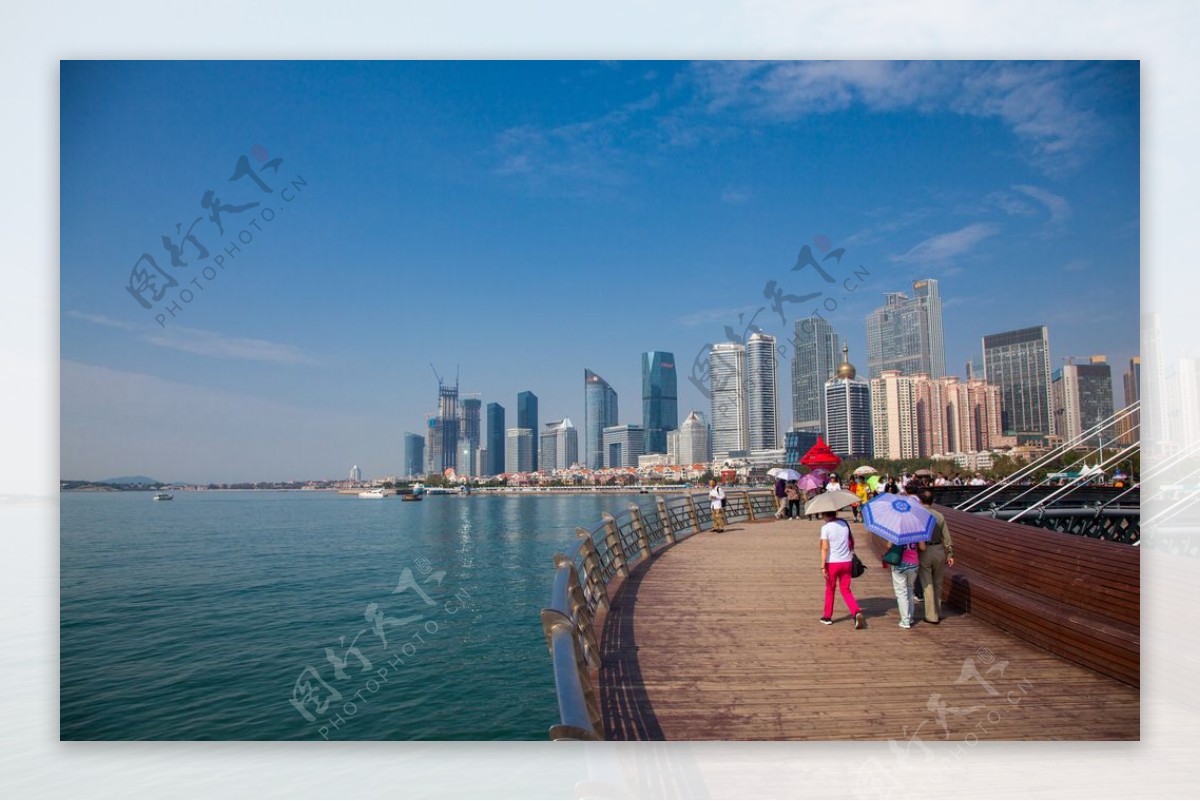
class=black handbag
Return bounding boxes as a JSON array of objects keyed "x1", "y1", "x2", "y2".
[{"x1": 850, "y1": 553, "x2": 866, "y2": 578}]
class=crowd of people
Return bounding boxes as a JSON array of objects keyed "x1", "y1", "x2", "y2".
[{"x1": 709, "y1": 472, "x2": 958, "y2": 630}]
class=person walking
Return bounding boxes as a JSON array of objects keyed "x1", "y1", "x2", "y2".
[
  {"x1": 709, "y1": 480, "x2": 727, "y2": 533},
  {"x1": 819, "y1": 511, "x2": 865, "y2": 628},
  {"x1": 785, "y1": 480, "x2": 801, "y2": 520},
  {"x1": 917, "y1": 488, "x2": 955, "y2": 624},
  {"x1": 774, "y1": 477, "x2": 788, "y2": 519},
  {"x1": 885, "y1": 541, "x2": 925, "y2": 628}
]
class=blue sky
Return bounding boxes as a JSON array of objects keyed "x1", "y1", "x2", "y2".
[{"x1": 60, "y1": 60, "x2": 1140, "y2": 482}]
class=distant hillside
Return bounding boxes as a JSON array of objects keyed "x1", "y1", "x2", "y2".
[{"x1": 98, "y1": 475, "x2": 161, "y2": 486}]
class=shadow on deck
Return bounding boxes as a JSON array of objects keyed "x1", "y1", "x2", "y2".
[{"x1": 597, "y1": 515, "x2": 1139, "y2": 741}]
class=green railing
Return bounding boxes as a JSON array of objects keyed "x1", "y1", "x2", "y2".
[{"x1": 539, "y1": 489, "x2": 776, "y2": 740}]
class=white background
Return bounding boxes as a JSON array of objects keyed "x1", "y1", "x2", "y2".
[{"x1": 4, "y1": 1, "x2": 1198, "y2": 797}]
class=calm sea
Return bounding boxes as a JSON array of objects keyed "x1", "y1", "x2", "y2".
[{"x1": 60, "y1": 490, "x2": 658, "y2": 741}]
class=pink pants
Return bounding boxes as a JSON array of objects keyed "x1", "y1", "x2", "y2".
[{"x1": 824, "y1": 560, "x2": 861, "y2": 618}]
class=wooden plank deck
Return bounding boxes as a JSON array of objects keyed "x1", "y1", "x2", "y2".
[{"x1": 598, "y1": 516, "x2": 1139, "y2": 741}]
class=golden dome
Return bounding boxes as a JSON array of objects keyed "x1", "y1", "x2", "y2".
[{"x1": 836, "y1": 344, "x2": 856, "y2": 380}]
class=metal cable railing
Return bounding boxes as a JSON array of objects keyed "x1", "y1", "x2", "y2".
[{"x1": 540, "y1": 489, "x2": 773, "y2": 740}]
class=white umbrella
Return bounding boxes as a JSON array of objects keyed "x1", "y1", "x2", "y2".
[
  {"x1": 804, "y1": 489, "x2": 861, "y2": 515},
  {"x1": 852, "y1": 466, "x2": 878, "y2": 476},
  {"x1": 767, "y1": 467, "x2": 802, "y2": 481}
]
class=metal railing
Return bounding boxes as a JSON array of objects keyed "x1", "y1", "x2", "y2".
[{"x1": 540, "y1": 489, "x2": 774, "y2": 740}]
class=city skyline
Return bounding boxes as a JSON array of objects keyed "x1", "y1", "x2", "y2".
[{"x1": 60, "y1": 60, "x2": 1140, "y2": 482}]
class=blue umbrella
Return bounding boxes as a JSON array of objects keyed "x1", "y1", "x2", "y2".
[{"x1": 863, "y1": 493, "x2": 936, "y2": 545}]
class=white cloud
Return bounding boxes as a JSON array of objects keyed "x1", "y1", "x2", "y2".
[
  {"x1": 1012, "y1": 184, "x2": 1072, "y2": 225},
  {"x1": 890, "y1": 223, "x2": 1001, "y2": 266},
  {"x1": 720, "y1": 187, "x2": 751, "y2": 205},
  {"x1": 68, "y1": 311, "x2": 317, "y2": 365},
  {"x1": 688, "y1": 61, "x2": 1114, "y2": 172},
  {"x1": 144, "y1": 326, "x2": 317, "y2": 365}
]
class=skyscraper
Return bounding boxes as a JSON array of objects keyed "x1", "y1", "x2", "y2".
[
  {"x1": 602, "y1": 424, "x2": 645, "y2": 468},
  {"x1": 540, "y1": 419, "x2": 579, "y2": 472},
  {"x1": 746, "y1": 332, "x2": 779, "y2": 450},
  {"x1": 792, "y1": 316, "x2": 840, "y2": 435},
  {"x1": 584, "y1": 369, "x2": 619, "y2": 469},
  {"x1": 432, "y1": 372, "x2": 460, "y2": 471},
  {"x1": 824, "y1": 345, "x2": 873, "y2": 457},
  {"x1": 485, "y1": 402, "x2": 505, "y2": 476},
  {"x1": 710, "y1": 342, "x2": 748, "y2": 460},
  {"x1": 517, "y1": 391, "x2": 538, "y2": 471},
  {"x1": 982, "y1": 326, "x2": 1052, "y2": 435},
  {"x1": 1053, "y1": 357, "x2": 1115, "y2": 445},
  {"x1": 403, "y1": 432, "x2": 425, "y2": 478},
  {"x1": 506, "y1": 427, "x2": 534, "y2": 474},
  {"x1": 866, "y1": 278, "x2": 946, "y2": 379},
  {"x1": 460, "y1": 398, "x2": 482, "y2": 451},
  {"x1": 642, "y1": 351, "x2": 678, "y2": 455},
  {"x1": 672, "y1": 410, "x2": 712, "y2": 466},
  {"x1": 350, "y1": 465, "x2": 361, "y2": 483}
]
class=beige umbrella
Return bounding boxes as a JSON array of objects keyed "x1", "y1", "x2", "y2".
[
  {"x1": 804, "y1": 489, "x2": 861, "y2": 515},
  {"x1": 852, "y1": 466, "x2": 878, "y2": 476}
]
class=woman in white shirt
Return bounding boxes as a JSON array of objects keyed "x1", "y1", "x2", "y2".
[{"x1": 819, "y1": 511, "x2": 865, "y2": 628}]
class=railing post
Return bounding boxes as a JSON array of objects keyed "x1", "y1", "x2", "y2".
[
  {"x1": 629, "y1": 505, "x2": 652, "y2": 562},
  {"x1": 687, "y1": 495, "x2": 701, "y2": 533},
  {"x1": 601, "y1": 512, "x2": 629, "y2": 578},
  {"x1": 656, "y1": 496, "x2": 676, "y2": 544},
  {"x1": 576, "y1": 529, "x2": 610, "y2": 612},
  {"x1": 742, "y1": 491, "x2": 756, "y2": 522}
]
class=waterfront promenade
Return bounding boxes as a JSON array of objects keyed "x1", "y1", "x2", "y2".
[{"x1": 596, "y1": 515, "x2": 1139, "y2": 741}]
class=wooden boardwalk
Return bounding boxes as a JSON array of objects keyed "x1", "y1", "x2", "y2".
[{"x1": 598, "y1": 516, "x2": 1139, "y2": 741}]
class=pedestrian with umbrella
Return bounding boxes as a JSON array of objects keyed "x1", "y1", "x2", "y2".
[
  {"x1": 809, "y1": 490, "x2": 867, "y2": 629},
  {"x1": 864, "y1": 493, "x2": 935, "y2": 629}
]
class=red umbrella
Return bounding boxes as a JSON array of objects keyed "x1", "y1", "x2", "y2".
[{"x1": 801, "y1": 435, "x2": 842, "y2": 471}]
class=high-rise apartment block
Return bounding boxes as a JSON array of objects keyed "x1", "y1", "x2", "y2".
[
  {"x1": 710, "y1": 342, "x2": 748, "y2": 460},
  {"x1": 642, "y1": 351, "x2": 679, "y2": 455},
  {"x1": 584, "y1": 369, "x2": 619, "y2": 469},
  {"x1": 866, "y1": 278, "x2": 945, "y2": 379},
  {"x1": 746, "y1": 332, "x2": 779, "y2": 450},
  {"x1": 870, "y1": 370, "x2": 919, "y2": 460},
  {"x1": 1117, "y1": 356, "x2": 1141, "y2": 446},
  {"x1": 982, "y1": 326, "x2": 1053, "y2": 435},
  {"x1": 792, "y1": 316, "x2": 840, "y2": 435}
]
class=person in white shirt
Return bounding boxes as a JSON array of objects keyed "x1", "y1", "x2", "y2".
[
  {"x1": 708, "y1": 480, "x2": 727, "y2": 532},
  {"x1": 819, "y1": 511, "x2": 865, "y2": 628},
  {"x1": 825, "y1": 475, "x2": 842, "y2": 493}
]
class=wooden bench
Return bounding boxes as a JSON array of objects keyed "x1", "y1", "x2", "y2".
[{"x1": 870, "y1": 506, "x2": 1139, "y2": 687}]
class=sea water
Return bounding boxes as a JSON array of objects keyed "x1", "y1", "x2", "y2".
[{"x1": 60, "y1": 490, "x2": 655, "y2": 740}]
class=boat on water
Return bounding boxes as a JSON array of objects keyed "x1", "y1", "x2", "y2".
[
  {"x1": 358, "y1": 489, "x2": 387, "y2": 499},
  {"x1": 153, "y1": 492, "x2": 174, "y2": 501},
  {"x1": 401, "y1": 493, "x2": 423, "y2": 502}
]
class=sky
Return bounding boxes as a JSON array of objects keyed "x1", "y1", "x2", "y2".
[{"x1": 60, "y1": 60, "x2": 1141, "y2": 483}]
